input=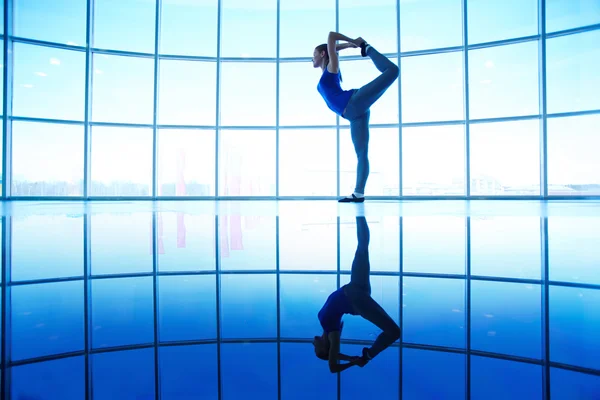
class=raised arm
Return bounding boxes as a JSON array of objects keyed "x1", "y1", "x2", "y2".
[
  {"x1": 327, "y1": 31, "x2": 360, "y2": 74},
  {"x1": 327, "y1": 331, "x2": 367, "y2": 373}
]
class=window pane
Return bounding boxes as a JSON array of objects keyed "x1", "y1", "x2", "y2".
[
  {"x1": 547, "y1": 30, "x2": 600, "y2": 114},
  {"x1": 158, "y1": 129, "x2": 216, "y2": 196},
  {"x1": 93, "y1": 0, "x2": 156, "y2": 53},
  {"x1": 280, "y1": 0, "x2": 335, "y2": 58},
  {"x1": 400, "y1": 0, "x2": 462, "y2": 52},
  {"x1": 221, "y1": 343, "x2": 277, "y2": 400},
  {"x1": 221, "y1": 0, "x2": 276, "y2": 58},
  {"x1": 92, "y1": 54, "x2": 154, "y2": 124},
  {"x1": 403, "y1": 349, "x2": 466, "y2": 399},
  {"x1": 401, "y1": 52, "x2": 464, "y2": 123},
  {"x1": 158, "y1": 275, "x2": 216, "y2": 342},
  {"x1": 279, "y1": 129, "x2": 336, "y2": 196},
  {"x1": 12, "y1": 215, "x2": 84, "y2": 281},
  {"x1": 339, "y1": 0, "x2": 398, "y2": 54},
  {"x1": 220, "y1": 63, "x2": 276, "y2": 126},
  {"x1": 403, "y1": 277, "x2": 466, "y2": 348},
  {"x1": 546, "y1": 0, "x2": 600, "y2": 33},
  {"x1": 220, "y1": 274, "x2": 277, "y2": 339},
  {"x1": 279, "y1": 214, "x2": 337, "y2": 271},
  {"x1": 157, "y1": 213, "x2": 216, "y2": 271},
  {"x1": 12, "y1": 356, "x2": 84, "y2": 400},
  {"x1": 160, "y1": 0, "x2": 217, "y2": 57},
  {"x1": 339, "y1": 58, "x2": 399, "y2": 125},
  {"x1": 470, "y1": 120, "x2": 540, "y2": 196},
  {"x1": 158, "y1": 60, "x2": 216, "y2": 125},
  {"x1": 403, "y1": 216, "x2": 466, "y2": 274},
  {"x1": 91, "y1": 277, "x2": 154, "y2": 349},
  {"x1": 470, "y1": 356, "x2": 542, "y2": 399},
  {"x1": 551, "y1": 368, "x2": 600, "y2": 400},
  {"x1": 469, "y1": 42, "x2": 539, "y2": 119},
  {"x1": 279, "y1": 62, "x2": 337, "y2": 126},
  {"x1": 14, "y1": 0, "x2": 86, "y2": 45},
  {"x1": 468, "y1": 0, "x2": 538, "y2": 44},
  {"x1": 402, "y1": 125, "x2": 465, "y2": 196},
  {"x1": 471, "y1": 217, "x2": 541, "y2": 279},
  {"x1": 218, "y1": 215, "x2": 277, "y2": 270},
  {"x1": 92, "y1": 348, "x2": 155, "y2": 400},
  {"x1": 91, "y1": 213, "x2": 153, "y2": 275},
  {"x1": 91, "y1": 126, "x2": 153, "y2": 196},
  {"x1": 281, "y1": 343, "x2": 337, "y2": 399},
  {"x1": 471, "y1": 281, "x2": 542, "y2": 359},
  {"x1": 341, "y1": 345, "x2": 400, "y2": 399},
  {"x1": 13, "y1": 44, "x2": 85, "y2": 120},
  {"x1": 12, "y1": 121, "x2": 84, "y2": 196},
  {"x1": 160, "y1": 345, "x2": 218, "y2": 400},
  {"x1": 11, "y1": 281, "x2": 84, "y2": 361},
  {"x1": 548, "y1": 114, "x2": 600, "y2": 195},
  {"x1": 280, "y1": 274, "x2": 337, "y2": 339},
  {"x1": 219, "y1": 130, "x2": 276, "y2": 196}
]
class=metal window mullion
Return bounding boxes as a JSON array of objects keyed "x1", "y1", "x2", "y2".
[
  {"x1": 215, "y1": 0, "x2": 222, "y2": 197},
  {"x1": 541, "y1": 214, "x2": 551, "y2": 398},
  {"x1": 1, "y1": 216, "x2": 12, "y2": 400},
  {"x1": 462, "y1": 0, "x2": 471, "y2": 198},
  {"x1": 84, "y1": 0, "x2": 93, "y2": 199},
  {"x1": 2, "y1": 0, "x2": 13, "y2": 199},
  {"x1": 465, "y1": 216, "x2": 471, "y2": 399},
  {"x1": 539, "y1": 0, "x2": 548, "y2": 198},
  {"x1": 397, "y1": 0, "x2": 402, "y2": 198},
  {"x1": 275, "y1": 0, "x2": 280, "y2": 198},
  {"x1": 214, "y1": 215, "x2": 223, "y2": 400},
  {"x1": 335, "y1": 0, "x2": 340, "y2": 198},
  {"x1": 152, "y1": 0, "x2": 161, "y2": 198},
  {"x1": 84, "y1": 211, "x2": 92, "y2": 400}
]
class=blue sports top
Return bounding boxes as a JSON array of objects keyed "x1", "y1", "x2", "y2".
[
  {"x1": 317, "y1": 69, "x2": 355, "y2": 117},
  {"x1": 318, "y1": 285, "x2": 355, "y2": 333}
]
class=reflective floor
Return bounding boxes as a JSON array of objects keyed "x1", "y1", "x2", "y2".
[{"x1": 2, "y1": 200, "x2": 600, "y2": 399}]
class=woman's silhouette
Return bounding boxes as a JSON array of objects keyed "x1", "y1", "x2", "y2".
[{"x1": 312, "y1": 216, "x2": 401, "y2": 373}]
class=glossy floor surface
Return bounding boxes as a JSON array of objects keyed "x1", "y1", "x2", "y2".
[{"x1": 2, "y1": 200, "x2": 600, "y2": 399}]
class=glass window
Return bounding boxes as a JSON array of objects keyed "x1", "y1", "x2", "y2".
[
  {"x1": 91, "y1": 213, "x2": 153, "y2": 275},
  {"x1": 157, "y1": 213, "x2": 216, "y2": 271},
  {"x1": 14, "y1": 0, "x2": 86, "y2": 45},
  {"x1": 278, "y1": 62, "x2": 337, "y2": 127},
  {"x1": 13, "y1": 44, "x2": 86, "y2": 120},
  {"x1": 158, "y1": 275, "x2": 216, "y2": 342},
  {"x1": 341, "y1": 344, "x2": 400, "y2": 399},
  {"x1": 403, "y1": 216, "x2": 466, "y2": 275},
  {"x1": 547, "y1": 30, "x2": 600, "y2": 114},
  {"x1": 402, "y1": 277, "x2": 466, "y2": 348},
  {"x1": 220, "y1": 274, "x2": 277, "y2": 339},
  {"x1": 470, "y1": 217, "x2": 541, "y2": 279},
  {"x1": 221, "y1": 343, "x2": 277, "y2": 400},
  {"x1": 551, "y1": 368, "x2": 600, "y2": 400},
  {"x1": 158, "y1": 60, "x2": 216, "y2": 126},
  {"x1": 339, "y1": 0, "x2": 398, "y2": 54},
  {"x1": 470, "y1": 356, "x2": 542, "y2": 399},
  {"x1": 280, "y1": 274, "x2": 337, "y2": 339},
  {"x1": 280, "y1": 0, "x2": 335, "y2": 58},
  {"x1": 279, "y1": 128, "x2": 336, "y2": 196},
  {"x1": 11, "y1": 281, "x2": 84, "y2": 361},
  {"x1": 12, "y1": 215, "x2": 84, "y2": 281},
  {"x1": 160, "y1": 0, "x2": 217, "y2": 57},
  {"x1": 470, "y1": 120, "x2": 540, "y2": 196},
  {"x1": 471, "y1": 281, "x2": 542, "y2": 359},
  {"x1": 92, "y1": 348, "x2": 155, "y2": 399},
  {"x1": 467, "y1": 0, "x2": 538, "y2": 44},
  {"x1": 93, "y1": 0, "x2": 156, "y2": 53},
  {"x1": 11, "y1": 356, "x2": 85, "y2": 400},
  {"x1": 218, "y1": 215, "x2": 277, "y2": 270},
  {"x1": 403, "y1": 349, "x2": 466, "y2": 399},
  {"x1": 400, "y1": 0, "x2": 462, "y2": 52},
  {"x1": 11, "y1": 121, "x2": 84, "y2": 196},
  {"x1": 546, "y1": 0, "x2": 600, "y2": 33},
  {"x1": 92, "y1": 54, "x2": 154, "y2": 124},
  {"x1": 339, "y1": 58, "x2": 400, "y2": 125},
  {"x1": 402, "y1": 125, "x2": 465, "y2": 196},
  {"x1": 280, "y1": 343, "x2": 337, "y2": 399},
  {"x1": 548, "y1": 114, "x2": 600, "y2": 196},
  {"x1": 279, "y1": 214, "x2": 337, "y2": 271},
  {"x1": 469, "y1": 42, "x2": 539, "y2": 119},
  {"x1": 401, "y1": 52, "x2": 464, "y2": 123},
  {"x1": 0, "y1": 39, "x2": 4, "y2": 113},
  {"x1": 218, "y1": 130, "x2": 276, "y2": 196},
  {"x1": 90, "y1": 126, "x2": 153, "y2": 197},
  {"x1": 91, "y1": 277, "x2": 154, "y2": 349},
  {"x1": 159, "y1": 345, "x2": 218, "y2": 399},
  {"x1": 158, "y1": 129, "x2": 216, "y2": 197},
  {"x1": 220, "y1": 0, "x2": 277, "y2": 58},
  {"x1": 219, "y1": 63, "x2": 276, "y2": 126}
]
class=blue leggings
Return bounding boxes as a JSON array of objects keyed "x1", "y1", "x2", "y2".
[{"x1": 342, "y1": 47, "x2": 399, "y2": 194}]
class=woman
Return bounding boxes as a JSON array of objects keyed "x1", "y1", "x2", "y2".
[
  {"x1": 313, "y1": 32, "x2": 399, "y2": 203},
  {"x1": 312, "y1": 216, "x2": 401, "y2": 373}
]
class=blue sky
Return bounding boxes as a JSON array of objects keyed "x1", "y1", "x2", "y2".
[{"x1": 3, "y1": 0, "x2": 600, "y2": 195}]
